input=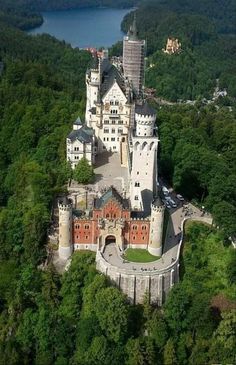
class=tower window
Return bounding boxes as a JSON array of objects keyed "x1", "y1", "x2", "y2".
[
  {"x1": 85, "y1": 225, "x2": 90, "y2": 229},
  {"x1": 142, "y1": 225, "x2": 147, "y2": 230}
]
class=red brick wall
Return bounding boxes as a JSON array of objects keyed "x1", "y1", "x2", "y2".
[
  {"x1": 73, "y1": 202, "x2": 150, "y2": 246},
  {"x1": 128, "y1": 221, "x2": 150, "y2": 245},
  {"x1": 73, "y1": 219, "x2": 99, "y2": 244}
]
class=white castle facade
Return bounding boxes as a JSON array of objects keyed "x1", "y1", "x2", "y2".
[
  {"x1": 60, "y1": 19, "x2": 178, "y2": 305},
  {"x1": 67, "y1": 19, "x2": 159, "y2": 213}
]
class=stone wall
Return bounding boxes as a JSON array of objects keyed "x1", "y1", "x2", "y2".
[{"x1": 96, "y1": 251, "x2": 179, "y2": 305}]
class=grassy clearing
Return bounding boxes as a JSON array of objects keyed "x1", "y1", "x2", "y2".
[{"x1": 123, "y1": 248, "x2": 160, "y2": 263}]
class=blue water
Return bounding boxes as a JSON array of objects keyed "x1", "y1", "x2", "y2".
[{"x1": 28, "y1": 8, "x2": 132, "y2": 48}]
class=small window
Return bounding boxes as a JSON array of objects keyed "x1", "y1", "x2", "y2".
[
  {"x1": 133, "y1": 236, "x2": 136, "y2": 240},
  {"x1": 142, "y1": 225, "x2": 146, "y2": 230},
  {"x1": 137, "y1": 172, "x2": 139, "y2": 175},
  {"x1": 135, "y1": 196, "x2": 139, "y2": 200},
  {"x1": 111, "y1": 137, "x2": 115, "y2": 141},
  {"x1": 132, "y1": 225, "x2": 137, "y2": 230},
  {"x1": 104, "y1": 128, "x2": 109, "y2": 133},
  {"x1": 85, "y1": 225, "x2": 89, "y2": 229},
  {"x1": 111, "y1": 128, "x2": 115, "y2": 133},
  {"x1": 135, "y1": 182, "x2": 140, "y2": 187}
]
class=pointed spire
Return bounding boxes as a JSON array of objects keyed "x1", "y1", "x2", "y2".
[
  {"x1": 132, "y1": 13, "x2": 137, "y2": 39},
  {"x1": 128, "y1": 12, "x2": 138, "y2": 41}
]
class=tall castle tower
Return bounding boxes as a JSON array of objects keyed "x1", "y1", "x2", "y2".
[
  {"x1": 148, "y1": 198, "x2": 165, "y2": 256},
  {"x1": 123, "y1": 15, "x2": 145, "y2": 98},
  {"x1": 130, "y1": 102, "x2": 159, "y2": 212},
  {"x1": 85, "y1": 55, "x2": 100, "y2": 125},
  {"x1": 58, "y1": 197, "x2": 73, "y2": 260}
]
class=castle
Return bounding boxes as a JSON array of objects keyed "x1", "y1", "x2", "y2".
[
  {"x1": 59, "y1": 18, "x2": 172, "y2": 304},
  {"x1": 162, "y1": 37, "x2": 182, "y2": 55}
]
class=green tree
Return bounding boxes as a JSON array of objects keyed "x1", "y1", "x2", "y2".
[
  {"x1": 163, "y1": 338, "x2": 177, "y2": 365},
  {"x1": 95, "y1": 287, "x2": 128, "y2": 343},
  {"x1": 73, "y1": 157, "x2": 94, "y2": 184}
]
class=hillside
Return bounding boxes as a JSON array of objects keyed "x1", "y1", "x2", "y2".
[
  {"x1": 118, "y1": 0, "x2": 236, "y2": 101},
  {"x1": 0, "y1": 3, "x2": 235, "y2": 364}
]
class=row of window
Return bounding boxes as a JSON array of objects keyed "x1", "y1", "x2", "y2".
[
  {"x1": 103, "y1": 137, "x2": 118, "y2": 142},
  {"x1": 132, "y1": 236, "x2": 146, "y2": 241},
  {"x1": 75, "y1": 224, "x2": 90, "y2": 229},
  {"x1": 104, "y1": 128, "x2": 123, "y2": 134},
  {"x1": 132, "y1": 225, "x2": 147, "y2": 230},
  {"x1": 104, "y1": 120, "x2": 124, "y2": 125},
  {"x1": 110, "y1": 100, "x2": 119, "y2": 105},
  {"x1": 76, "y1": 235, "x2": 89, "y2": 240}
]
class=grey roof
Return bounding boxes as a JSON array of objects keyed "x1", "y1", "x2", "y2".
[
  {"x1": 58, "y1": 196, "x2": 72, "y2": 206},
  {"x1": 91, "y1": 54, "x2": 99, "y2": 70},
  {"x1": 135, "y1": 102, "x2": 156, "y2": 116},
  {"x1": 152, "y1": 196, "x2": 164, "y2": 208},
  {"x1": 74, "y1": 116, "x2": 82, "y2": 125},
  {"x1": 68, "y1": 125, "x2": 93, "y2": 143},
  {"x1": 100, "y1": 65, "x2": 126, "y2": 98},
  {"x1": 89, "y1": 107, "x2": 96, "y2": 115},
  {"x1": 94, "y1": 186, "x2": 129, "y2": 209}
]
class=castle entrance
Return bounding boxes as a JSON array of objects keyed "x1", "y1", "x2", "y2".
[{"x1": 105, "y1": 235, "x2": 116, "y2": 245}]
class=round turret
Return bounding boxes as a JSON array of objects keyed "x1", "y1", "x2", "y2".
[
  {"x1": 135, "y1": 102, "x2": 156, "y2": 137},
  {"x1": 148, "y1": 197, "x2": 165, "y2": 257},
  {"x1": 58, "y1": 197, "x2": 73, "y2": 260}
]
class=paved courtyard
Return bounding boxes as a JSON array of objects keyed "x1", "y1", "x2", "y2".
[
  {"x1": 68, "y1": 152, "x2": 129, "y2": 209},
  {"x1": 93, "y1": 151, "x2": 129, "y2": 194}
]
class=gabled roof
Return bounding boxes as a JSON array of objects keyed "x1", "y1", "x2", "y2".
[
  {"x1": 67, "y1": 125, "x2": 93, "y2": 143},
  {"x1": 94, "y1": 186, "x2": 129, "y2": 210},
  {"x1": 135, "y1": 102, "x2": 156, "y2": 116},
  {"x1": 100, "y1": 65, "x2": 126, "y2": 98},
  {"x1": 74, "y1": 116, "x2": 82, "y2": 125}
]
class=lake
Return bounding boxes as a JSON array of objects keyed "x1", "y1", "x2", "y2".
[{"x1": 28, "y1": 8, "x2": 132, "y2": 48}]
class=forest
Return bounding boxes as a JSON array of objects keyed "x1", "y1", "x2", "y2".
[
  {"x1": 119, "y1": 0, "x2": 236, "y2": 101},
  {"x1": 0, "y1": 1, "x2": 235, "y2": 364}
]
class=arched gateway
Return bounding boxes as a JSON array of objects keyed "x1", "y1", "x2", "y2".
[{"x1": 105, "y1": 235, "x2": 116, "y2": 245}]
